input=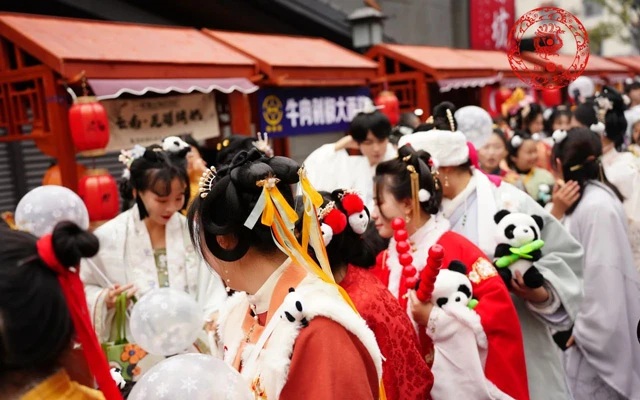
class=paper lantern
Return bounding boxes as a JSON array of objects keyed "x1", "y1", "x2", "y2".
[
  {"x1": 68, "y1": 96, "x2": 110, "y2": 156},
  {"x1": 42, "y1": 163, "x2": 87, "y2": 186},
  {"x1": 540, "y1": 88, "x2": 562, "y2": 108},
  {"x1": 374, "y1": 91, "x2": 400, "y2": 125},
  {"x1": 488, "y1": 87, "x2": 513, "y2": 118},
  {"x1": 78, "y1": 169, "x2": 119, "y2": 222}
]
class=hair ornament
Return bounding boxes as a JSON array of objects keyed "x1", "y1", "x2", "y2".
[
  {"x1": 445, "y1": 109, "x2": 455, "y2": 131},
  {"x1": 425, "y1": 115, "x2": 434, "y2": 125},
  {"x1": 118, "y1": 144, "x2": 146, "y2": 169},
  {"x1": 216, "y1": 138, "x2": 230, "y2": 151},
  {"x1": 590, "y1": 122, "x2": 606, "y2": 135},
  {"x1": 339, "y1": 191, "x2": 368, "y2": 234},
  {"x1": 531, "y1": 132, "x2": 541, "y2": 141},
  {"x1": 418, "y1": 188, "x2": 431, "y2": 202},
  {"x1": 543, "y1": 107, "x2": 554, "y2": 121},
  {"x1": 552, "y1": 129, "x2": 568, "y2": 144},
  {"x1": 521, "y1": 104, "x2": 531, "y2": 119},
  {"x1": 198, "y1": 166, "x2": 217, "y2": 198},
  {"x1": 569, "y1": 155, "x2": 597, "y2": 172},
  {"x1": 256, "y1": 173, "x2": 280, "y2": 189},
  {"x1": 511, "y1": 135, "x2": 523, "y2": 148},
  {"x1": 624, "y1": 94, "x2": 632, "y2": 106},
  {"x1": 595, "y1": 96, "x2": 613, "y2": 112}
]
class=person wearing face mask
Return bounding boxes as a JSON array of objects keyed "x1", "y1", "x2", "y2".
[
  {"x1": 399, "y1": 102, "x2": 583, "y2": 400},
  {"x1": 80, "y1": 142, "x2": 226, "y2": 344},
  {"x1": 370, "y1": 142, "x2": 529, "y2": 400},
  {"x1": 304, "y1": 101, "x2": 396, "y2": 211}
]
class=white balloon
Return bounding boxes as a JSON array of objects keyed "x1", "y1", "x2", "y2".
[
  {"x1": 130, "y1": 288, "x2": 203, "y2": 356},
  {"x1": 568, "y1": 76, "x2": 595, "y2": 101},
  {"x1": 128, "y1": 354, "x2": 253, "y2": 400},
  {"x1": 454, "y1": 106, "x2": 494, "y2": 149},
  {"x1": 15, "y1": 185, "x2": 89, "y2": 237}
]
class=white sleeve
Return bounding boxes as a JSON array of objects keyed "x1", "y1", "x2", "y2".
[{"x1": 80, "y1": 254, "x2": 115, "y2": 342}]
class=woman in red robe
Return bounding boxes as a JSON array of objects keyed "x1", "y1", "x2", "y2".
[
  {"x1": 190, "y1": 150, "x2": 382, "y2": 399},
  {"x1": 302, "y1": 189, "x2": 433, "y2": 400},
  {"x1": 371, "y1": 144, "x2": 530, "y2": 400}
]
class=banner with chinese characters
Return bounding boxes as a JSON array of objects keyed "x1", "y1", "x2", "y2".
[
  {"x1": 101, "y1": 93, "x2": 219, "y2": 151},
  {"x1": 470, "y1": 0, "x2": 515, "y2": 50},
  {"x1": 257, "y1": 87, "x2": 371, "y2": 138}
]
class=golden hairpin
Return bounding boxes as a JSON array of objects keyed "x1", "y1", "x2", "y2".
[
  {"x1": 216, "y1": 139, "x2": 230, "y2": 151},
  {"x1": 318, "y1": 201, "x2": 336, "y2": 221},
  {"x1": 256, "y1": 173, "x2": 280, "y2": 189},
  {"x1": 198, "y1": 166, "x2": 217, "y2": 198},
  {"x1": 402, "y1": 155, "x2": 411, "y2": 162},
  {"x1": 445, "y1": 109, "x2": 455, "y2": 131}
]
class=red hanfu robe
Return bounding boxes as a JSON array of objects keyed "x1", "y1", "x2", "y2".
[
  {"x1": 373, "y1": 230, "x2": 529, "y2": 400},
  {"x1": 341, "y1": 265, "x2": 433, "y2": 400}
]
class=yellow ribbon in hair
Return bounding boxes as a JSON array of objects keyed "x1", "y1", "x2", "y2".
[
  {"x1": 245, "y1": 174, "x2": 298, "y2": 230},
  {"x1": 298, "y1": 168, "x2": 333, "y2": 281}
]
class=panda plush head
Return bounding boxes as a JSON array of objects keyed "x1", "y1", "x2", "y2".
[
  {"x1": 494, "y1": 210, "x2": 544, "y2": 248},
  {"x1": 430, "y1": 261, "x2": 473, "y2": 308},
  {"x1": 162, "y1": 136, "x2": 191, "y2": 157}
]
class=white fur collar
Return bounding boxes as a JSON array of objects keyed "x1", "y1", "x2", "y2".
[
  {"x1": 387, "y1": 213, "x2": 451, "y2": 299},
  {"x1": 441, "y1": 174, "x2": 478, "y2": 219}
]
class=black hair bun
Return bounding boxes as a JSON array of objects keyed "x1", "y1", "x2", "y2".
[
  {"x1": 433, "y1": 101, "x2": 456, "y2": 118},
  {"x1": 51, "y1": 221, "x2": 99, "y2": 268},
  {"x1": 267, "y1": 156, "x2": 301, "y2": 185},
  {"x1": 432, "y1": 101, "x2": 457, "y2": 131}
]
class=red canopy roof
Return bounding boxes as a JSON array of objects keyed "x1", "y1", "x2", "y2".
[
  {"x1": 202, "y1": 30, "x2": 377, "y2": 86},
  {"x1": 0, "y1": 13, "x2": 257, "y2": 79}
]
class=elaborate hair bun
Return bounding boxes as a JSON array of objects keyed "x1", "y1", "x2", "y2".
[
  {"x1": 51, "y1": 221, "x2": 100, "y2": 268},
  {"x1": 267, "y1": 156, "x2": 301, "y2": 185},
  {"x1": 433, "y1": 101, "x2": 457, "y2": 118}
]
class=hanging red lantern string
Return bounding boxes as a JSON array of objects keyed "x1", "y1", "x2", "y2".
[
  {"x1": 68, "y1": 74, "x2": 110, "y2": 156},
  {"x1": 78, "y1": 169, "x2": 119, "y2": 222}
]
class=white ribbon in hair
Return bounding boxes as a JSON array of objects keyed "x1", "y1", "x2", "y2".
[
  {"x1": 552, "y1": 129, "x2": 568, "y2": 144},
  {"x1": 590, "y1": 122, "x2": 606, "y2": 135},
  {"x1": 511, "y1": 135, "x2": 523, "y2": 148}
]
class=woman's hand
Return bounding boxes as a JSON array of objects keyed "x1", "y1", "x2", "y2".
[
  {"x1": 409, "y1": 290, "x2": 434, "y2": 326},
  {"x1": 105, "y1": 283, "x2": 137, "y2": 309},
  {"x1": 550, "y1": 180, "x2": 580, "y2": 219},
  {"x1": 566, "y1": 335, "x2": 575, "y2": 348},
  {"x1": 511, "y1": 271, "x2": 549, "y2": 303}
]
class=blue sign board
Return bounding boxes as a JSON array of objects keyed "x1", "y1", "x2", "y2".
[{"x1": 257, "y1": 87, "x2": 371, "y2": 138}]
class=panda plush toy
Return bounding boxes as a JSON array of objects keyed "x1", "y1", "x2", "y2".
[
  {"x1": 430, "y1": 261, "x2": 478, "y2": 310},
  {"x1": 162, "y1": 136, "x2": 191, "y2": 157},
  {"x1": 493, "y1": 210, "x2": 545, "y2": 289}
]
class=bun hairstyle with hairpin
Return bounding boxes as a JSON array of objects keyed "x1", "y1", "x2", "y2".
[
  {"x1": 431, "y1": 102, "x2": 457, "y2": 131},
  {"x1": 594, "y1": 85, "x2": 628, "y2": 150},
  {"x1": 188, "y1": 148, "x2": 300, "y2": 262},
  {"x1": 375, "y1": 144, "x2": 442, "y2": 220},
  {"x1": 119, "y1": 143, "x2": 191, "y2": 218}
]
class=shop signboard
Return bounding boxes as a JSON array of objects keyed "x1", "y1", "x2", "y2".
[{"x1": 258, "y1": 87, "x2": 371, "y2": 137}]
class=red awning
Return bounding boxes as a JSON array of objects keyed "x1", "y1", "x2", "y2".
[{"x1": 89, "y1": 78, "x2": 258, "y2": 100}]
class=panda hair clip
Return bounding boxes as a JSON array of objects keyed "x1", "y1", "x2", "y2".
[
  {"x1": 552, "y1": 129, "x2": 567, "y2": 144},
  {"x1": 319, "y1": 202, "x2": 347, "y2": 246},
  {"x1": 281, "y1": 288, "x2": 308, "y2": 328},
  {"x1": 162, "y1": 136, "x2": 191, "y2": 157},
  {"x1": 510, "y1": 135, "x2": 523, "y2": 148}
]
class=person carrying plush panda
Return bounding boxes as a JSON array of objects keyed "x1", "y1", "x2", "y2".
[
  {"x1": 296, "y1": 189, "x2": 433, "y2": 400},
  {"x1": 188, "y1": 149, "x2": 384, "y2": 399},
  {"x1": 398, "y1": 101, "x2": 584, "y2": 400},
  {"x1": 370, "y1": 143, "x2": 529, "y2": 400}
]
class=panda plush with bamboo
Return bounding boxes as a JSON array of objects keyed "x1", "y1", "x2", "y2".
[{"x1": 493, "y1": 210, "x2": 545, "y2": 289}]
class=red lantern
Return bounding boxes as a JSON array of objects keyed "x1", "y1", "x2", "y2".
[
  {"x1": 540, "y1": 88, "x2": 562, "y2": 108},
  {"x1": 68, "y1": 96, "x2": 110, "y2": 156},
  {"x1": 374, "y1": 91, "x2": 400, "y2": 126},
  {"x1": 488, "y1": 87, "x2": 513, "y2": 118},
  {"x1": 42, "y1": 163, "x2": 87, "y2": 186},
  {"x1": 78, "y1": 169, "x2": 119, "y2": 222}
]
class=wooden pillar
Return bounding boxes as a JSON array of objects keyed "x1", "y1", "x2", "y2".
[
  {"x1": 415, "y1": 73, "x2": 430, "y2": 117},
  {"x1": 41, "y1": 71, "x2": 78, "y2": 192},
  {"x1": 229, "y1": 91, "x2": 252, "y2": 136}
]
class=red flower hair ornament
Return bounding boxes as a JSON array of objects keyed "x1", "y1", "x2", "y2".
[{"x1": 319, "y1": 202, "x2": 347, "y2": 245}]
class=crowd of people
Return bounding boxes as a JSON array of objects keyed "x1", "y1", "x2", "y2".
[{"x1": 1, "y1": 77, "x2": 639, "y2": 400}]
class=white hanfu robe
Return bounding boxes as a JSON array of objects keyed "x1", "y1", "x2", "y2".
[
  {"x1": 303, "y1": 142, "x2": 396, "y2": 210},
  {"x1": 80, "y1": 205, "x2": 226, "y2": 343},
  {"x1": 442, "y1": 169, "x2": 584, "y2": 400},
  {"x1": 561, "y1": 182, "x2": 640, "y2": 400},
  {"x1": 602, "y1": 147, "x2": 640, "y2": 273}
]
